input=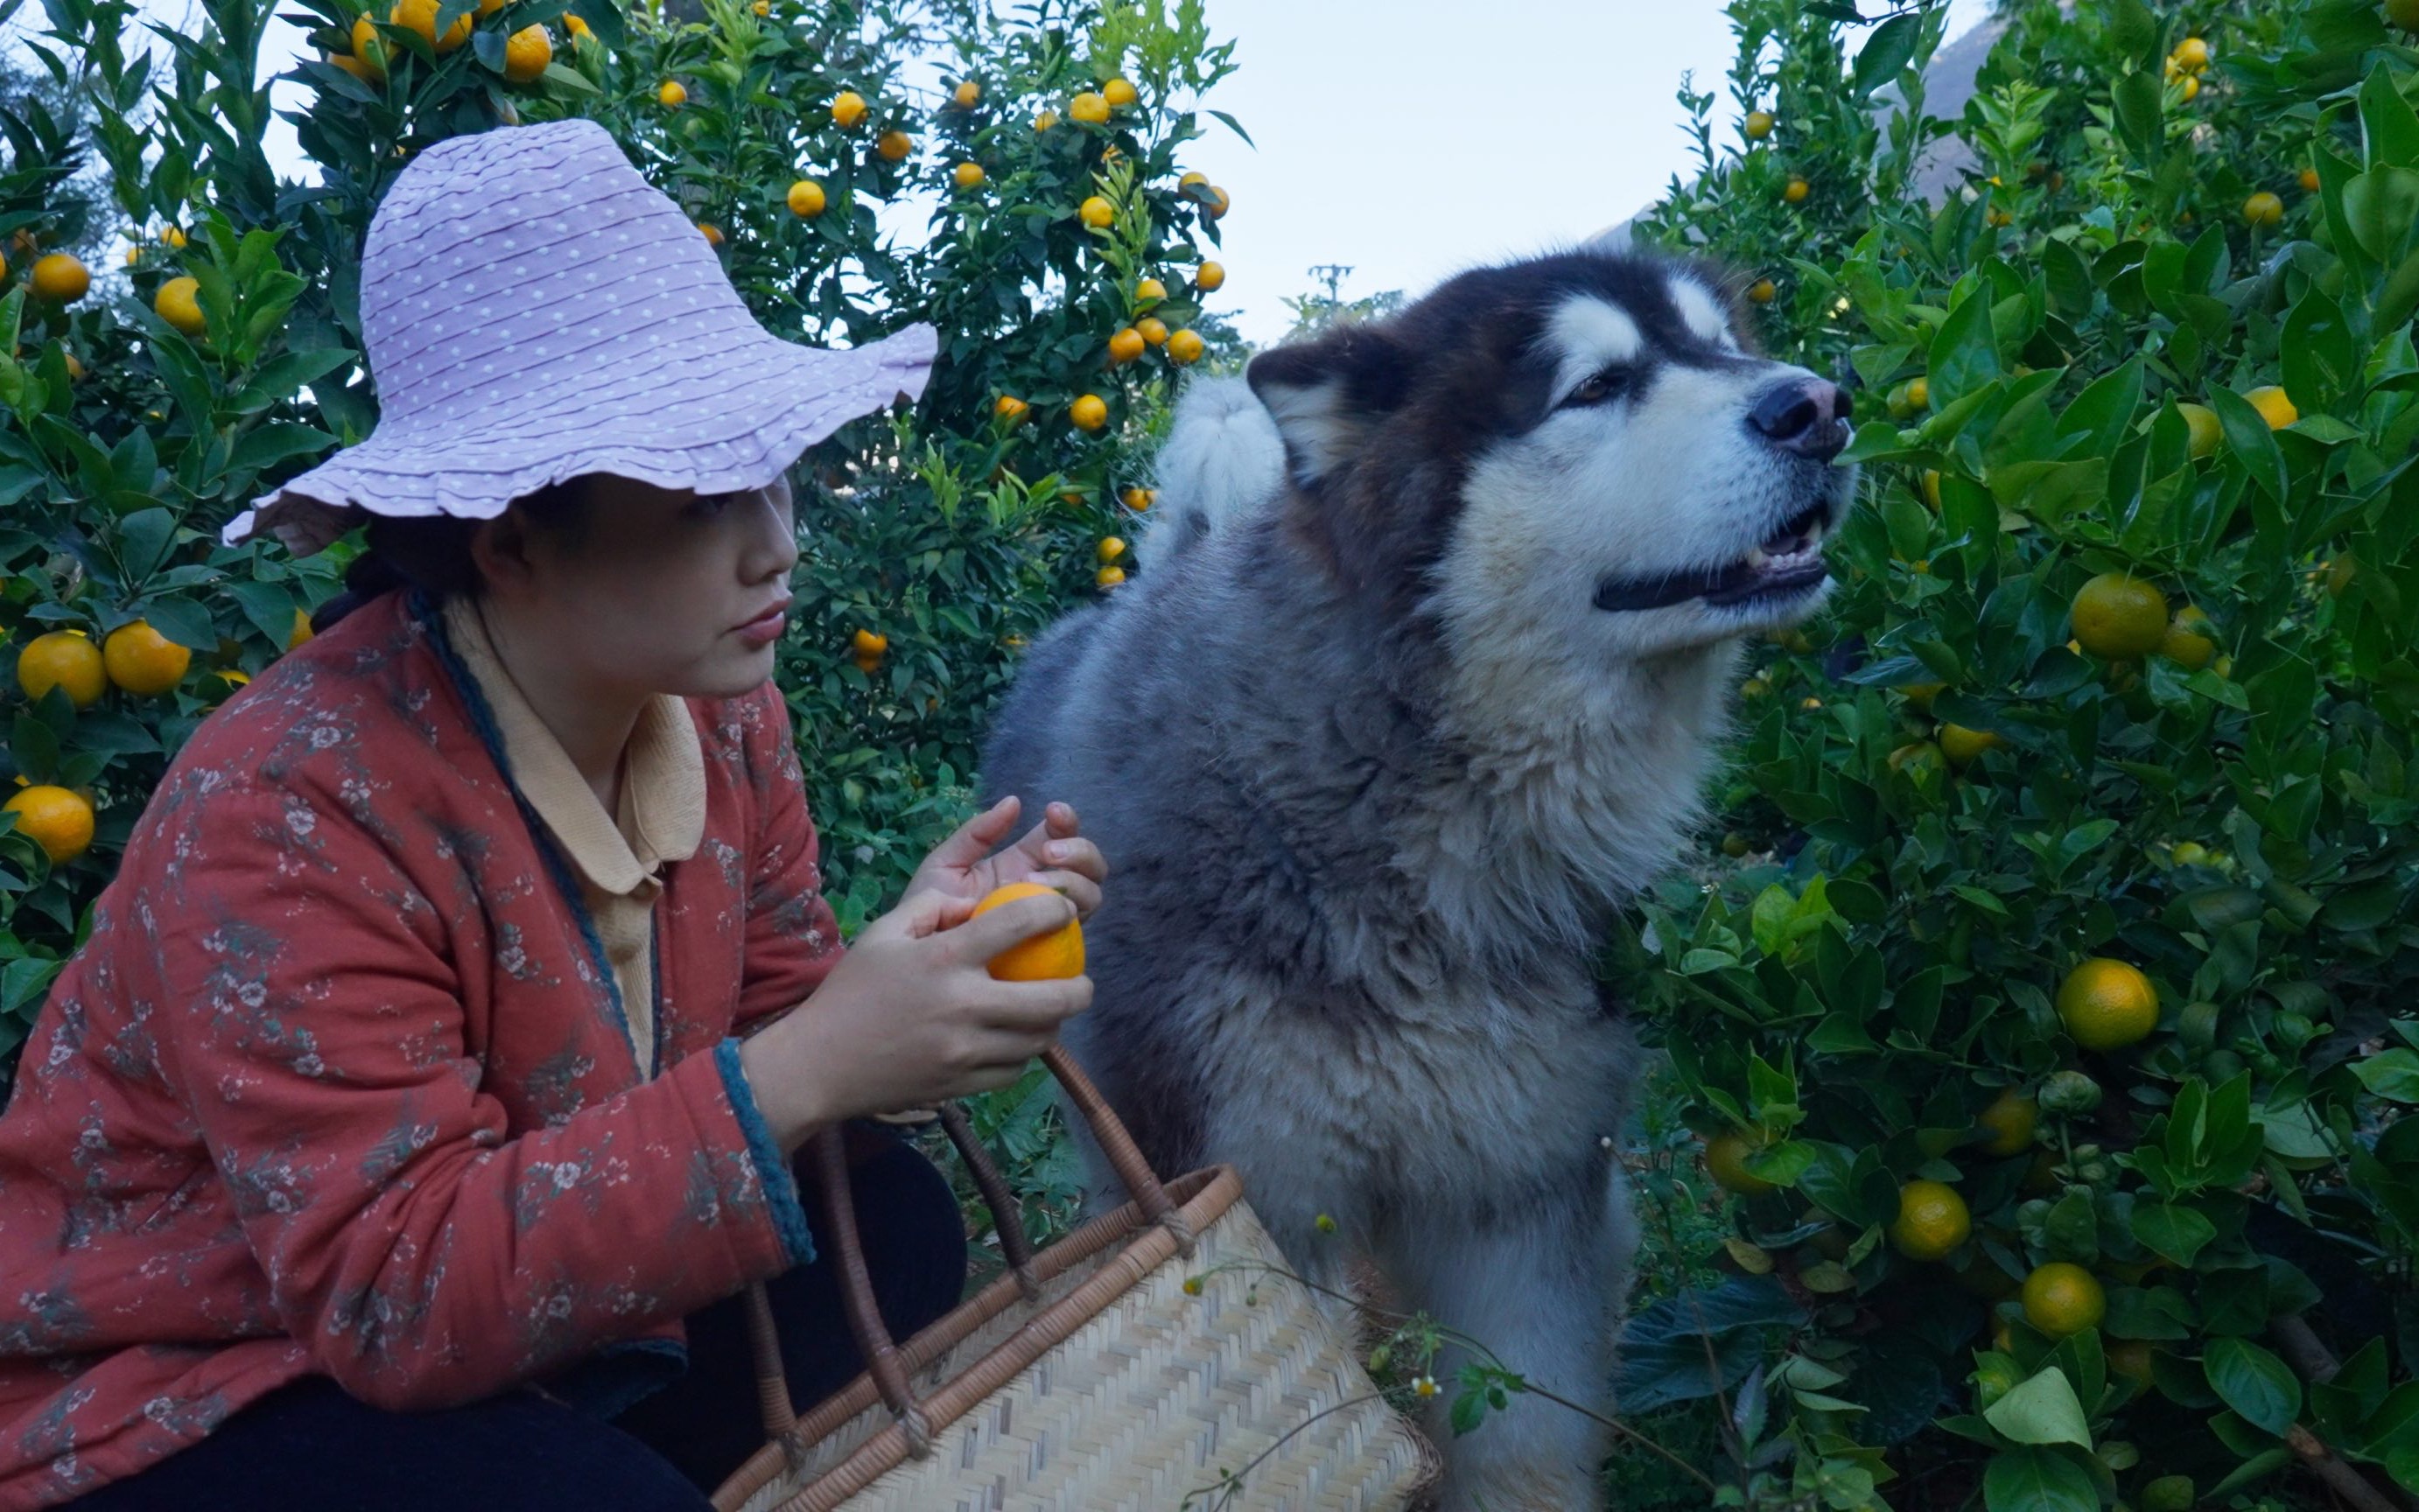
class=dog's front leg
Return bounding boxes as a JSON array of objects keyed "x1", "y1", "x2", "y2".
[{"x1": 1381, "y1": 1152, "x2": 1635, "y2": 1512}]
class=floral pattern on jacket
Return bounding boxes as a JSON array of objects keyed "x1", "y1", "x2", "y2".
[{"x1": 0, "y1": 592, "x2": 841, "y2": 1508}]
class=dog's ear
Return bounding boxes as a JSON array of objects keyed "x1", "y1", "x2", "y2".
[{"x1": 1245, "y1": 326, "x2": 1411, "y2": 491}]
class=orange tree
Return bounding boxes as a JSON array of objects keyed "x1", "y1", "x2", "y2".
[
  {"x1": 1616, "y1": 1, "x2": 2419, "y2": 1508},
  {"x1": 0, "y1": 0, "x2": 1244, "y2": 1214}
]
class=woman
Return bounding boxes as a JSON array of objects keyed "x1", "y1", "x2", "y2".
[{"x1": 0, "y1": 120, "x2": 1104, "y2": 1508}]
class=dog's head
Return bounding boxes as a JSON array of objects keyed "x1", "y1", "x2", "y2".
[{"x1": 1245, "y1": 249, "x2": 1855, "y2": 663}]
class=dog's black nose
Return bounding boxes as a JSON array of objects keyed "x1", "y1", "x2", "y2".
[{"x1": 1748, "y1": 380, "x2": 1851, "y2": 460}]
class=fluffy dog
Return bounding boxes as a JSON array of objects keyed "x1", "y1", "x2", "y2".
[{"x1": 978, "y1": 248, "x2": 1854, "y2": 1510}]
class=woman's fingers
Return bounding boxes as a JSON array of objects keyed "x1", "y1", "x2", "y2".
[
  {"x1": 921, "y1": 794, "x2": 1021, "y2": 872},
  {"x1": 938, "y1": 890, "x2": 1076, "y2": 967},
  {"x1": 970, "y1": 976, "x2": 1093, "y2": 1033},
  {"x1": 1018, "y1": 869, "x2": 1102, "y2": 919}
]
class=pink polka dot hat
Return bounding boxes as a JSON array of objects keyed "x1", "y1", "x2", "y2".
[{"x1": 223, "y1": 118, "x2": 936, "y2": 554}]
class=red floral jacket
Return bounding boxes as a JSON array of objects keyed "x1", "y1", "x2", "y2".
[{"x1": 0, "y1": 591, "x2": 838, "y2": 1507}]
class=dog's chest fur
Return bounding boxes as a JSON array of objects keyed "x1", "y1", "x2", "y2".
[{"x1": 981, "y1": 515, "x2": 1723, "y2": 1196}]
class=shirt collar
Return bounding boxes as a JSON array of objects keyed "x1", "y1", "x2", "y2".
[{"x1": 442, "y1": 595, "x2": 705, "y2": 896}]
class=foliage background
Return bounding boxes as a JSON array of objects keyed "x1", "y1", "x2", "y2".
[{"x1": 5, "y1": 0, "x2": 2419, "y2": 1508}]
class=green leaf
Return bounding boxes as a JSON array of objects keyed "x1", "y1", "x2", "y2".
[
  {"x1": 228, "y1": 423, "x2": 339, "y2": 477},
  {"x1": 2361, "y1": 60, "x2": 2419, "y2": 171},
  {"x1": 2353, "y1": 1050, "x2": 2419, "y2": 1102},
  {"x1": 2131, "y1": 1201, "x2": 2218, "y2": 1265},
  {"x1": 1928, "y1": 287, "x2": 2003, "y2": 405},
  {"x1": 1983, "y1": 1446, "x2": 2100, "y2": 1512},
  {"x1": 2206, "y1": 1337, "x2": 2302, "y2": 1436},
  {"x1": 1850, "y1": 13, "x2": 1922, "y2": 101},
  {"x1": 2112, "y1": 71, "x2": 2163, "y2": 164},
  {"x1": 2207, "y1": 387, "x2": 2290, "y2": 502},
  {"x1": 2343, "y1": 166, "x2": 2419, "y2": 264},
  {"x1": 1984, "y1": 1368, "x2": 2094, "y2": 1447}
]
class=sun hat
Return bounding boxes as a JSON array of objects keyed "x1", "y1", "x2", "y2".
[{"x1": 223, "y1": 117, "x2": 936, "y2": 554}]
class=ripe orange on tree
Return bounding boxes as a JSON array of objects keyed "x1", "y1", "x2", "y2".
[
  {"x1": 952, "y1": 79, "x2": 980, "y2": 108},
  {"x1": 993, "y1": 394, "x2": 1029, "y2": 424},
  {"x1": 102, "y1": 621, "x2": 191, "y2": 696},
  {"x1": 502, "y1": 25, "x2": 550, "y2": 82},
  {"x1": 1095, "y1": 565, "x2": 1126, "y2": 589},
  {"x1": 2057, "y1": 958, "x2": 2159, "y2": 1051},
  {"x1": 1195, "y1": 260, "x2": 1225, "y2": 291},
  {"x1": 951, "y1": 161, "x2": 985, "y2": 190},
  {"x1": 347, "y1": 15, "x2": 387, "y2": 79},
  {"x1": 1783, "y1": 176, "x2": 1809, "y2": 204},
  {"x1": 1704, "y1": 1129, "x2": 1777, "y2": 1194},
  {"x1": 851, "y1": 628, "x2": 887, "y2": 660},
  {"x1": 1135, "y1": 316, "x2": 1168, "y2": 346},
  {"x1": 16, "y1": 630, "x2": 106, "y2": 708},
  {"x1": 831, "y1": 90, "x2": 867, "y2": 129},
  {"x1": 2069, "y1": 572, "x2": 2169, "y2": 659},
  {"x1": 1078, "y1": 195, "x2": 1115, "y2": 228},
  {"x1": 1032, "y1": 108, "x2": 1057, "y2": 132},
  {"x1": 697, "y1": 222, "x2": 723, "y2": 247},
  {"x1": 4, "y1": 786, "x2": 95, "y2": 865},
  {"x1": 876, "y1": 130, "x2": 912, "y2": 162},
  {"x1": 656, "y1": 79, "x2": 686, "y2": 108},
  {"x1": 1743, "y1": 109, "x2": 1774, "y2": 140},
  {"x1": 1069, "y1": 394, "x2": 1109, "y2": 431},
  {"x1": 1747, "y1": 278, "x2": 1776, "y2": 304},
  {"x1": 1974, "y1": 1088, "x2": 2037, "y2": 1158},
  {"x1": 2242, "y1": 190, "x2": 2282, "y2": 227},
  {"x1": 1102, "y1": 76, "x2": 1137, "y2": 108},
  {"x1": 1097, "y1": 536, "x2": 1126, "y2": 564},
  {"x1": 155, "y1": 276, "x2": 206, "y2": 337},
  {"x1": 1888, "y1": 1180, "x2": 1971, "y2": 1261},
  {"x1": 1166, "y1": 328, "x2": 1205, "y2": 365},
  {"x1": 2245, "y1": 385, "x2": 2296, "y2": 429},
  {"x1": 786, "y1": 178, "x2": 825, "y2": 218},
  {"x1": 1121, "y1": 486, "x2": 1155, "y2": 511},
  {"x1": 30, "y1": 253, "x2": 88, "y2": 304},
  {"x1": 2021, "y1": 1263, "x2": 2106, "y2": 1336},
  {"x1": 1069, "y1": 90, "x2": 1109, "y2": 124},
  {"x1": 1106, "y1": 327, "x2": 1145, "y2": 364},
  {"x1": 2158, "y1": 606, "x2": 2217, "y2": 670},
  {"x1": 389, "y1": 0, "x2": 471, "y2": 52},
  {"x1": 2299, "y1": 166, "x2": 2321, "y2": 192},
  {"x1": 1939, "y1": 724, "x2": 2002, "y2": 766},
  {"x1": 287, "y1": 608, "x2": 316, "y2": 651},
  {"x1": 1134, "y1": 276, "x2": 1167, "y2": 304}
]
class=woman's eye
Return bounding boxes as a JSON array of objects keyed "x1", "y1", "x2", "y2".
[
  {"x1": 1565, "y1": 369, "x2": 1630, "y2": 408},
  {"x1": 683, "y1": 493, "x2": 735, "y2": 520}
]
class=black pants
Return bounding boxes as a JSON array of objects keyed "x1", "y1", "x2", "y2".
[{"x1": 68, "y1": 1125, "x2": 964, "y2": 1509}]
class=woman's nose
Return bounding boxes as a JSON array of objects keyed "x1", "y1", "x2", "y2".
[{"x1": 746, "y1": 487, "x2": 800, "y2": 579}]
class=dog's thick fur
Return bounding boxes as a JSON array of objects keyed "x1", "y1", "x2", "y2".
[{"x1": 979, "y1": 249, "x2": 1854, "y2": 1510}]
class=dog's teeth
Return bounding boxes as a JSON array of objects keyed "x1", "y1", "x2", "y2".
[{"x1": 1746, "y1": 546, "x2": 1770, "y2": 569}]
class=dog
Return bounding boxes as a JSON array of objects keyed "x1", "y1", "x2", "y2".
[{"x1": 978, "y1": 248, "x2": 1854, "y2": 1510}]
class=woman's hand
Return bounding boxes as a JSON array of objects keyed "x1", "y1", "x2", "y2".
[
  {"x1": 739, "y1": 887, "x2": 1090, "y2": 1151},
  {"x1": 905, "y1": 794, "x2": 1108, "y2": 920}
]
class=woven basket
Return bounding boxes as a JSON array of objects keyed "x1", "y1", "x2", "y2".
[{"x1": 711, "y1": 1047, "x2": 1436, "y2": 1512}]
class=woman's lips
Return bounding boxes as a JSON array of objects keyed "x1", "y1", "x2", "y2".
[{"x1": 733, "y1": 601, "x2": 790, "y2": 648}]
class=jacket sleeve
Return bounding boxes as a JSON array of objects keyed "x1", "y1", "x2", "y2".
[
  {"x1": 733, "y1": 683, "x2": 846, "y2": 1038},
  {"x1": 153, "y1": 784, "x2": 811, "y2": 1412}
]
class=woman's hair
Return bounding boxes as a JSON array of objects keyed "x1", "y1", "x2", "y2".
[{"x1": 310, "y1": 477, "x2": 592, "y2": 633}]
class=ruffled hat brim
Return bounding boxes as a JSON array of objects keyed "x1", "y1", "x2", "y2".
[{"x1": 224, "y1": 323, "x2": 935, "y2": 554}]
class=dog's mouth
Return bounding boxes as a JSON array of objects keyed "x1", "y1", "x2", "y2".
[{"x1": 1592, "y1": 500, "x2": 1833, "y2": 614}]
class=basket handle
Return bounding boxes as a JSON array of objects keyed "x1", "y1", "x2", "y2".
[{"x1": 747, "y1": 1045, "x2": 1193, "y2": 1461}]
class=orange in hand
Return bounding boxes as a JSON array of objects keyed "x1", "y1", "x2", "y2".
[{"x1": 969, "y1": 881, "x2": 1085, "y2": 981}]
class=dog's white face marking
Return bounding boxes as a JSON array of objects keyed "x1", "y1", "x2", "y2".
[
  {"x1": 1434, "y1": 284, "x2": 1849, "y2": 703},
  {"x1": 1545, "y1": 299, "x2": 1643, "y2": 405},
  {"x1": 1667, "y1": 275, "x2": 1740, "y2": 350}
]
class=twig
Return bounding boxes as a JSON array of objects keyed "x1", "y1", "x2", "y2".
[
  {"x1": 2270, "y1": 1312, "x2": 2341, "y2": 1386},
  {"x1": 2285, "y1": 1424, "x2": 2414, "y2": 1512}
]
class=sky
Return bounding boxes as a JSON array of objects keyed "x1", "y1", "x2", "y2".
[{"x1": 137, "y1": 0, "x2": 1994, "y2": 346}]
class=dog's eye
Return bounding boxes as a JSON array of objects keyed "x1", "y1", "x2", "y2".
[{"x1": 1563, "y1": 368, "x2": 1631, "y2": 408}]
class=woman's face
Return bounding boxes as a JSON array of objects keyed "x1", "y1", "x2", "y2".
[{"x1": 481, "y1": 473, "x2": 800, "y2": 700}]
